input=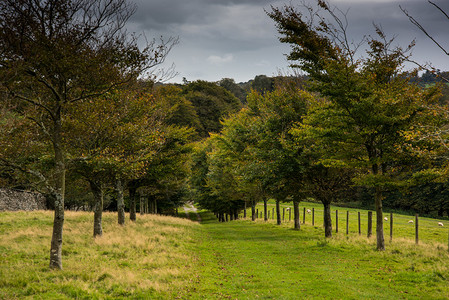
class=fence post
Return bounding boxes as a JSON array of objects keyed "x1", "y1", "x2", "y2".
[
  {"x1": 289, "y1": 208, "x2": 291, "y2": 222},
  {"x1": 268, "y1": 211, "x2": 270, "y2": 220},
  {"x1": 415, "y1": 213, "x2": 419, "y2": 245},
  {"x1": 272, "y1": 208, "x2": 275, "y2": 220},
  {"x1": 336, "y1": 210, "x2": 338, "y2": 233},
  {"x1": 346, "y1": 211, "x2": 349, "y2": 235},
  {"x1": 256, "y1": 209, "x2": 259, "y2": 219},
  {"x1": 390, "y1": 212, "x2": 393, "y2": 242},
  {"x1": 303, "y1": 207, "x2": 306, "y2": 224},
  {"x1": 244, "y1": 202, "x2": 247, "y2": 219},
  {"x1": 358, "y1": 211, "x2": 361, "y2": 235},
  {"x1": 312, "y1": 208, "x2": 315, "y2": 226},
  {"x1": 367, "y1": 211, "x2": 372, "y2": 238},
  {"x1": 283, "y1": 207, "x2": 285, "y2": 222}
]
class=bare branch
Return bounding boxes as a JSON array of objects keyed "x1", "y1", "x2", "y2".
[
  {"x1": 0, "y1": 158, "x2": 55, "y2": 194},
  {"x1": 400, "y1": 4, "x2": 449, "y2": 56}
]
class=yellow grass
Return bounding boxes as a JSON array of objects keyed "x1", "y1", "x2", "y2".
[{"x1": 0, "y1": 210, "x2": 200, "y2": 298}]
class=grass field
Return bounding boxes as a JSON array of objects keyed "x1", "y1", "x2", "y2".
[{"x1": 2, "y1": 203, "x2": 449, "y2": 299}]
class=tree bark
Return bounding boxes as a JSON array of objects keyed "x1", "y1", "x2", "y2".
[
  {"x1": 128, "y1": 185, "x2": 137, "y2": 221},
  {"x1": 251, "y1": 200, "x2": 256, "y2": 221},
  {"x1": 276, "y1": 200, "x2": 281, "y2": 225},
  {"x1": 375, "y1": 186, "x2": 385, "y2": 250},
  {"x1": 264, "y1": 198, "x2": 268, "y2": 221},
  {"x1": 90, "y1": 181, "x2": 103, "y2": 237},
  {"x1": 116, "y1": 178, "x2": 125, "y2": 225},
  {"x1": 293, "y1": 200, "x2": 300, "y2": 230},
  {"x1": 323, "y1": 201, "x2": 332, "y2": 238},
  {"x1": 140, "y1": 195, "x2": 144, "y2": 215},
  {"x1": 49, "y1": 118, "x2": 65, "y2": 270}
]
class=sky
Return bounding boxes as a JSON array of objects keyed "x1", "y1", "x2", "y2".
[{"x1": 128, "y1": 0, "x2": 449, "y2": 83}]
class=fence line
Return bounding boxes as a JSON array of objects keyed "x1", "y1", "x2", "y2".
[{"x1": 237, "y1": 204, "x2": 449, "y2": 250}]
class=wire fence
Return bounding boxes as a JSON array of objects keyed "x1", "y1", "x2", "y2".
[{"x1": 236, "y1": 203, "x2": 449, "y2": 247}]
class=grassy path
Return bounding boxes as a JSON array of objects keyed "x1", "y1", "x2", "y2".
[
  {"x1": 2, "y1": 210, "x2": 449, "y2": 299},
  {"x1": 180, "y1": 211, "x2": 449, "y2": 299}
]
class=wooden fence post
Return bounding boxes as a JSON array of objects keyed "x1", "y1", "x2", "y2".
[
  {"x1": 358, "y1": 211, "x2": 361, "y2": 235},
  {"x1": 303, "y1": 207, "x2": 306, "y2": 224},
  {"x1": 289, "y1": 208, "x2": 291, "y2": 222},
  {"x1": 272, "y1": 208, "x2": 275, "y2": 220},
  {"x1": 346, "y1": 211, "x2": 349, "y2": 235},
  {"x1": 312, "y1": 208, "x2": 315, "y2": 226},
  {"x1": 390, "y1": 212, "x2": 393, "y2": 242},
  {"x1": 283, "y1": 207, "x2": 285, "y2": 222},
  {"x1": 336, "y1": 210, "x2": 338, "y2": 233},
  {"x1": 367, "y1": 211, "x2": 373, "y2": 238},
  {"x1": 415, "y1": 213, "x2": 419, "y2": 245},
  {"x1": 244, "y1": 202, "x2": 247, "y2": 219},
  {"x1": 256, "y1": 209, "x2": 259, "y2": 219},
  {"x1": 268, "y1": 211, "x2": 270, "y2": 220}
]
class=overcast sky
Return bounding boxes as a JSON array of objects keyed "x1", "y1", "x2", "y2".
[{"x1": 128, "y1": 0, "x2": 449, "y2": 83}]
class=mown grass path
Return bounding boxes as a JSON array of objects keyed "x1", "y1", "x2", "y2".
[{"x1": 180, "y1": 211, "x2": 449, "y2": 299}]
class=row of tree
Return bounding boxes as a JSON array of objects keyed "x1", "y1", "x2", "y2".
[
  {"x1": 1, "y1": 0, "x2": 448, "y2": 269},
  {"x1": 190, "y1": 0, "x2": 449, "y2": 252},
  {"x1": 0, "y1": 0, "x2": 241, "y2": 270}
]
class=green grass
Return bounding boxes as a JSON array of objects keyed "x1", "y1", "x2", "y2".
[
  {"x1": 181, "y1": 210, "x2": 449, "y2": 299},
  {"x1": 247, "y1": 200, "x2": 449, "y2": 245},
  {"x1": 2, "y1": 205, "x2": 449, "y2": 299}
]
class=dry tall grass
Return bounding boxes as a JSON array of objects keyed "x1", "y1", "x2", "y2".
[{"x1": 0, "y1": 210, "x2": 201, "y2": 298}]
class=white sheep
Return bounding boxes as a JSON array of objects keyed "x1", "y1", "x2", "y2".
[
  {"x1": 307, "y1": 209, "x2": 311, "y2": 214},
  {"x1": 286, "y1": 208, "x2": 291, "y2": 211},
  {"x1": 438, "y1": 222, "x2": 444, "y2": 227},
  {"x1": 384, "y1": 217, "x2": 388, "y2": 221},
  {"x1": 408, "y1": 220, "x2": 414, "y2": 223}
]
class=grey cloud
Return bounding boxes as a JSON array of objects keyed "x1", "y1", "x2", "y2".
[{"x1": 126, "y1": 0, "x2": 449, "y2": 83}]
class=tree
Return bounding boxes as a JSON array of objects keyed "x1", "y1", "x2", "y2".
[
  {"x1": 291, "y1": 116, "x2": 354, "y2": 238},
  {"x1": 245, "y1": 88, "x2": 309, "y2": 228},
  {"x1": 66, "y1": 88, "x2": 165, "y2": 234},
  {"x1": 182, "y1": 80, "x2": 242, "y2": 137},
  {"x1": 0, "y1": 0, "x2": 176, "y2": 269},
  {"x1": 268, "y1": 0, "x2": 440, "y2": 249},
  {"x1": 154, "y1": 85, "x2": 203, "y2": 138},
  {"x1": 218, "y1": 78, "x2": 247, "y2": 104}
]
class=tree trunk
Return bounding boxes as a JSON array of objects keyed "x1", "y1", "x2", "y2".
[
  {"x1": 375, "y1": 186, "x2": 385, "y2": 250},
  {"x1": 90, "y1": 181, "x2": 103, "y2": 238},
  {"x1": 116, "y1": 178, "x2": 125, "y2": 225},
  {"x1": 251, "y1": 200, "x2": 256, "y2": 221},
  {"x1": 49, "y1": 119, "x2": 65, "y2": 270},
  {"x1": 264, "y1": 198, "x2": 268, "y2": 221},
  {"x1": 293, "y1": 200, "x2": 300, "y2": 230},
  {"x1": 276, "y1": 200, "x2": 281, "y2": 225},
  {"x1": 140, "y1": 195, "x2": 144, "y2": 215},
  {"x1": 323, "y1": 201, "x2": 332, "y2": 238},
  {"x1": 128, "y1": 186, "x2": 137, "y2": 222}
]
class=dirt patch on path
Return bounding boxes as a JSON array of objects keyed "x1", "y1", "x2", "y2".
[{"x1": 183, "y1": 202, "x2": 202, "y2": 222}]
